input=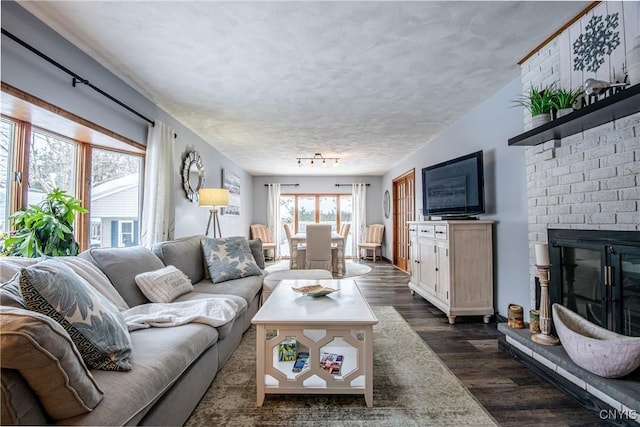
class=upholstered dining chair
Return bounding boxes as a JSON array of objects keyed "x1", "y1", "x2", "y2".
[
  {"x1": 358, "y1": 224, "x2": 384, "y2": 262},
  {"x1": 304, "y1": 224, "x2": 332, "y2": 271},
  {"x1": 250, "y1": 224, "x2": 277, "y2": 260},
  {"x1": 332, "y1": 223, "x2": 350, "y2": 271},
  {"x1": 283, "y1": 223, "x2": 305, "y2": 269}
]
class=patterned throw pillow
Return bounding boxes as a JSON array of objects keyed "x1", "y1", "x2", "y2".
[
  {"x1": 19, "y1": 258, "x2": 132, "y2": 371},
  {"x1": 135, "y1": 265, "x2": 193, "y2": 303},
  {"x1": 201, "y1": 236, "x2": 262, "y2": 284}
]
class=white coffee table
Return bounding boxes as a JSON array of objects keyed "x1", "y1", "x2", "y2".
[{"x1": 251, "y1": 279, "x2": 378, "y2": 407}]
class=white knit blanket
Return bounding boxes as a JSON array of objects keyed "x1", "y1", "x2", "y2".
[{"x1": 123, "y1": 298, "x2": 241, "y2": 331}]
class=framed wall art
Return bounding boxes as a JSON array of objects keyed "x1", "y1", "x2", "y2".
[{"x1": 222, "y1": 169, "x2": 240, "y2": 215}]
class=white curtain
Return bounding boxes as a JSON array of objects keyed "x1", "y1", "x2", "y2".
[
  {"x1": 140, "y1": 120, "x2": 175, "y2": 247},
  {"x1": 352, "y1": 183, "x2": 367, "y2": 257},
  {"x1": 267, "y1": 184, "x2": 281, "y2": 258}
]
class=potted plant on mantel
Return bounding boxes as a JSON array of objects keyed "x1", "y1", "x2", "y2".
[
  {"x1": 1, "y1": 188, "x2": 87, "y2": 257},
  {"x1": 552, "y1": 87, "x2": 584, "y2": 119},
  {"x1": 511, "y1": 85, "x2": 555, "y2": 128}
]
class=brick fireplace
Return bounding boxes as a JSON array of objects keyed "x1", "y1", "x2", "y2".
[
  {"x1": 503, "y1": 4, "x2": 640, "y2": 423},
  {"x1": 526, "y1": 113, "x2": 640, "y2": 313}
]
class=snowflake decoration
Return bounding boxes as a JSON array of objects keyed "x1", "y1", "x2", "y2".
[{"x1": 573, "y1": 13, "x2": 620, "y2": 73}]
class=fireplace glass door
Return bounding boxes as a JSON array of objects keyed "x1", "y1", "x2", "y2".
[
  {"x1": 549, "y1": 229, "x2": 640, "y2": 337},
  {"x1": 560, "y1": 246, "x2": 604, "y2": 327},
  {"x1": 616, "y1": 248, "x2": 640, "y2": 336}
]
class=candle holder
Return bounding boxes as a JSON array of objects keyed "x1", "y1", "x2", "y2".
[{"x1": 531, "y1": 264, "x2": 559, "y2": 345}]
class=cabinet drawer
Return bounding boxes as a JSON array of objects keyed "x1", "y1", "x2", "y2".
[
  {"x1": 418, "y1": 225, "x2": 435, "y2": 238},
  {"x1": 435, "y1": 225, "x2": 447, "y2": 239}
]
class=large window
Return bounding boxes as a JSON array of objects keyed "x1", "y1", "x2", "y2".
[
  {"x1": 28, "y1": 130, "x2": 78, "y2": 206},
  {"x1": 279, "y1": 194, "x2": 353, "y2": 257},
  {"x1": 90, "y1": 148, "x2": 142, "y2": 248},
  {"x1": 1, "y1": 91, "x2": 144, "y2": 251},
  {"x1": 0, "y1": 119, "x2": 15, "y2": 233}
]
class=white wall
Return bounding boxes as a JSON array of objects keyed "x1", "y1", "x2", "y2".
[
  {"x1": 383, "y1": 78, "x2": 530, "y2": 319},
  {"x1": 1, "y1": 1, "x2": 253, "y2": 239}
]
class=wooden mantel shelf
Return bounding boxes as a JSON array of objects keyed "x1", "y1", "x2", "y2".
[{"x1": 508, "y1": 83, "x2": 640, "y2": 147}]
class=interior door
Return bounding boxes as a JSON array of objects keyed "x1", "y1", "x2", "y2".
[{"x1": 392, "y1": 169, "x2": 415, "y2": 271}]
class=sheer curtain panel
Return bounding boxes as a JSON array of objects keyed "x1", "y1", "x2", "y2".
[
  {"x1": 267, "y1": 184, "x2": 281, "y2": 258},
  {"x1": 140, "y1": 120, "x2": 175, "y2": 247},
  {"x1": 352, "y1": 183, "x2": 367, "y2": 257}
]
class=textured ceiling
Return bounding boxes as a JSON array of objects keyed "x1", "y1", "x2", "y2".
[{"x1": 18, "y1": 1, "x2": 589, "y2": 176}]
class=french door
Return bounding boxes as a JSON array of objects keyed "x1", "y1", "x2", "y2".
[{"x1": 392, "y1": 170, "x2": 415, "y2": 272}]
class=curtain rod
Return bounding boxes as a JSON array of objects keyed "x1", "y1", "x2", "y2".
[
  {"x1": 264, "y1": 183, "x2": 299, "y2": 187},
  {"x1": 1, "y1": 28, "x2": 169, "y2": 135},
  {"x1": 335, "y1": 183, "x2": 370, "y2": 187}
]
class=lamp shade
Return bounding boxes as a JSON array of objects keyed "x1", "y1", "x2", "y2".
[{"x1": 199, "y1": 188, "x2": 229, "y2": 207}]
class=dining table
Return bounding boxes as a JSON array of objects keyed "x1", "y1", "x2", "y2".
[{"x1": 289, "y1": 232, "x2": 345, "y2": 277}]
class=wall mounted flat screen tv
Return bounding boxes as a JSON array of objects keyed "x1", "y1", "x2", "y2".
[{"x1": 422, "y1": 150, "x2": 485, "y2": 218}]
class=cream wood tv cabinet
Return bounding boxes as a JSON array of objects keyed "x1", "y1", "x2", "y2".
[{"x1": 408, "y1": 220, "x2": 494, "y2": 324}]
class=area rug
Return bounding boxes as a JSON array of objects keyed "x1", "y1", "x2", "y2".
[
  {"x1": 265, "y1": 259, "x2": 372, "y2": 278},
  {"x1": 184, "y1": 306, "x2": 498, "y2": 427}
]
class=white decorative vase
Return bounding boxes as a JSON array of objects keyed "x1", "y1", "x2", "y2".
[
  {"x1": 531, "y1": 113, "x2": 551, "y2": 128},
  {"x1": 552, "y1": 304, "x2": 640, "y2": 378},
  {"x1": 556, "y1": 108, "x2": 573, "y2": 119},
  {"x1": 627, "y1": 36, "x2": 640, "y2": 86}
]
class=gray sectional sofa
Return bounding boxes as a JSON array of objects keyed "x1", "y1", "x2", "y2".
[{"x1": 0, "y1": 235, "x2": 266, "y2": 426}]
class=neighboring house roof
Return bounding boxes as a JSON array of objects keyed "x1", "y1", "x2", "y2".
[{"x1": 91, "y1": 174, "x2": 139, "y2": 218}]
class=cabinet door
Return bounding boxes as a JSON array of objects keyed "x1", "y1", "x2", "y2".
[
  {"x1": 409, "y1": 232, "x2": 419, "y2": 285},
  {"x1": 419, "y1": 239, "x2": 437, "y2": 295},
  {"x1": 436, "y1": 242, "x2": 449, "y2": 302}
]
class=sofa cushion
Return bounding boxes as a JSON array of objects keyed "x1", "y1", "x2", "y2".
[
  {"x1": 79, "y1": 246, "x2": 165, "y2": 307},
  {"x1": 1, "y1": 368, "x2": 49, "y2": 425},
  {"x1": 248, "y1": 238, "x2": 265, "y2": 269},
  {"x1": 0, "y1": 275, "x2": 26, "y2": 309},
  {"x1": 135, "y1": 265, "x2": 194, "y2": 303},
  {"x1": 201, "y1": 237, "x2": 261, "y2": 284},
  {"x1": 20, "y1": 259, "x2": 132, "y2": 371},
  {"x1": 59, "y1": 324, "x2": 219, "y2": 426},
  {"x1": 0, "y1": 257, "x2": 40, "y2": 284},
  {"x1": 0, "y1": 306, "x2": 103, "y2": 420},
  {"x1": 152, "y1": 235, "x2": 206, "y2": 284},
  {"x1": 192, "y1": 275, "x2": 263, "y2": 306}
]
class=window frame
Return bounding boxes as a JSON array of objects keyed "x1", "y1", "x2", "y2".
[{"x1": 1, "y1": 85, "x2": 145, "y2": 252}]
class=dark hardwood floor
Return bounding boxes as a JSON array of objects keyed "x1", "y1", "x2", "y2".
[{"x1": 354, "y1": 259, "x2": 609, "y2": 427}]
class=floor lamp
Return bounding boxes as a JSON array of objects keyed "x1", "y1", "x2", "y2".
[{"x1": 199, "y1": 188, "x2": 229, "y2": 238}]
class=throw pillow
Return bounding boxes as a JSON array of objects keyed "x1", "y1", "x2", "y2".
[
  {"x1": 201, "y1": 236, "x2": 262, "y2": 284},
  {"x1": 135, "y1": 265, "x2": 194, "y2": 303},
  {"x1": 19, "y1": 258, "x2": 133, "y2": 371},
  {"x1": 0, "y1": 306, "x2": 103, "y2": 420},
  {"x1": 248, "y1": 238, "x2": 266, "y2": 269},
  {"x1": 58, "y1": 257, "x2": 129, "y2": 311}
]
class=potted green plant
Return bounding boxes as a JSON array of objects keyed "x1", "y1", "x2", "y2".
[
  {"x1": 1, "y1": 188, "x2": 87, "y2": 257},
  {"x1": 511, "y1": 85, "x2": 555, "y2": 127},
  {"x1": 551, "y1": 87, "x2": 584, "y2": 118}
]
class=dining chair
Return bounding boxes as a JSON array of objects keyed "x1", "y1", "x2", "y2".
[
  {"x1": 250, "y1": 224, "x2": 277, "y2": 260},
  {"x1": 332, "y1": 223, "x2": 350, "y2": 271},
  {"x1": 284, "y1": 223, "x2": 305, "y2": 269},
  {"x1": 358, "y1": 224, "x2": 384, "y2": 262},
  {"x1": 304, "y1": 224, "x2": 332, "y2": 271}
]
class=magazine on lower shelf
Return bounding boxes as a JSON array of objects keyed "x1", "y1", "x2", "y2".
[
  {"x1": 320, "y1": 352, "x2": 343, "y2": 375},
  {"x1": 292, "y1": 351, "x2": 309, "y2": 372}
]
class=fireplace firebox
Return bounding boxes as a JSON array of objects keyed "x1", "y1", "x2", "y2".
[{"x1": 548, "y1": 229, "x2": 640, "y2": 337}]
